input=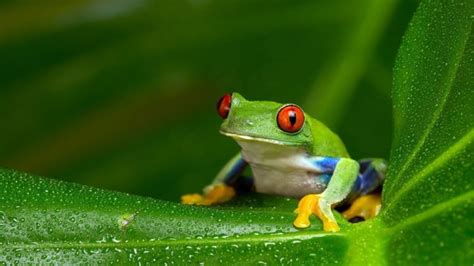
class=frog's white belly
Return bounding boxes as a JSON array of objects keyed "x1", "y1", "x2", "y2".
[{"x1": 236, "y1": 139, "x2": 327, "y2": 198}]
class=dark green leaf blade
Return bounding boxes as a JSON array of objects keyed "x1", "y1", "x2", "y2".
[
  {"x1": 386, "y1": 192, "x2": 474, "y2": 265},
  {"x1": 0, "y1": 168, "x2": 349, "y2": 264},
  {"x1": 382, "y1": 0, "x2": 474, "y2": 224},
  {"x1": 380, "y1": 0, "x2": 474, "y2": 263}
]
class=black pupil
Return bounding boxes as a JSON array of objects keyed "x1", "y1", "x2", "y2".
[{"x1": 288, "y1": 110, "x2": 297, "y2": 126}]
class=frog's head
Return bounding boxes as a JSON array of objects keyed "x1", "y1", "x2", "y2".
[{"x1": 217, "y1": 92, "x2": 312, "y2": 148}]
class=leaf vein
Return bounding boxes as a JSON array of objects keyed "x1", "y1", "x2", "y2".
[
  {"x1": 385, "y1": 128, "x2": 474, "y2": 209},
  {"x1": 389, "y1": 190, "x2": 474, "y2": 232},
  {"x1": 385, "y1": 19, "x2": 473, "y2": 198},
  {"x1": 2, "y1": 231, "x2": 343, "y2": 250}
]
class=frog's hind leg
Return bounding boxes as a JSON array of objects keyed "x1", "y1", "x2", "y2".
[
  {"x1": 342, "y1": 193, "x2": 381, "y2": 221},
  {"x1": 342, "y1": 158, "x2": 387, "y2": 221},
  {"x1": 353, "y1": 158, "x2": 387, "y2": 195}
]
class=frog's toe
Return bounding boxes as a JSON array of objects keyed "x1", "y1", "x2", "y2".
[
  {"x1": 182, "y1": 184, "x2": 236, "y2": 206},
  {"x1": 293, "y1": 216, "x2": 311, "y2": 228},
  {"x1": 343, "y1": 194, "x2": 381, "y2": 221},
  {"x1": 293, "y1": 194, "x2": 318, "y2": 229},
  {"x1": 323, "y1": 221, "x2": 340, "y2": 232},
  {"x1": 293, "y1": 194, "x2": 341, "y2": 232},
  {"x1": 201, "y1": 184, "x2": 236, "y2": 205},
  {"x1": 181, "y1": 193, "x2": 204, "y2": 205}
]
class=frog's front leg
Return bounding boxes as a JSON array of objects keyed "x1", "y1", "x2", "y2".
[
  {"x1": 181, "y1": 152, "x2": 247, "y2": 206},
  {"x1": 294, "y1": 158, "x2": 359, "y2": 232}
]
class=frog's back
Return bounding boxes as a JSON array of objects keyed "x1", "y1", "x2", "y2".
[{"x1": 306, "y1": 116, "x2": 349, "y2": 158}]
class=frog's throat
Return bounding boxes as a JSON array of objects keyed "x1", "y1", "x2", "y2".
[{"x1": 219, "y1": 130, "x2": 301, "y2": 146}]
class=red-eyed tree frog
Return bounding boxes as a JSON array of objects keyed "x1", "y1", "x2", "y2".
[{"x1": 182, "y1": 93, "x2": 387, "y2": 232}]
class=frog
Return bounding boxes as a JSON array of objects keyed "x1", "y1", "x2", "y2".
[{"x1": 182, "y1": 93, "x2": 387, "y2": 232}]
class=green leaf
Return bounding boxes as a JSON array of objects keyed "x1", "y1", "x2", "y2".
[
  {"x1": 0, "y1": 169, "x2": 352, "y2": 264},
  {"x1": 382, "y1": 0, "x2": 474, "y2": 218},
  {"x1": 379, "y1": 0, "x2": 474, "y2": 263},
  {"x1": 1, "y1": 0, "x2": 473, "y2": 264}
]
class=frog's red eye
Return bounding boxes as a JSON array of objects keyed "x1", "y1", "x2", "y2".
[
  {"x1": 277, "y1": 104, "x2": 305, "y2": 133},
  {"x1": 217, "y1": 93, "x2": 232, "y2": 119}
]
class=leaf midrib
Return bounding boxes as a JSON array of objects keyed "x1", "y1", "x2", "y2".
[
  {"x1": 387, "y1": 190, "x2": 474, "y2": 232},
  {"x1": 385, "y1": 128, "x2": 474, "y2": 209},
  {"x1": 2, "y1": 230, "x2": 341, "y2": 250}
]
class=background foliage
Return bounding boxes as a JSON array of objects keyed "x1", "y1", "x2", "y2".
[{"x1": 0, "y1": 0, "x2": 418, "y2": 200}]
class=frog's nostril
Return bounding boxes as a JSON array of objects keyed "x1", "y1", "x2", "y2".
[{"x1": 246, "y1": 120, "x2": 254, "y2": 126}]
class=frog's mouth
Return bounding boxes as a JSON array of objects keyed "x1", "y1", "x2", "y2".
[{"x1": 220, "y1": 130, "x2": 301, "y2": 146}]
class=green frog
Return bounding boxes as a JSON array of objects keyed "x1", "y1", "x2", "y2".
[{"x1": 182, "y1": 93, "x2": 386, "y2": 232}]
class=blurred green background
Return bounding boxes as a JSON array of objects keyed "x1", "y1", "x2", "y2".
[{"x1": 0, "y1": 0, "x2": 418, "y2": 201}]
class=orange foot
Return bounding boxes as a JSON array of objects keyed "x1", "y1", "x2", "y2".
[
  {"x1": 343, "y1": 194, "x2": 381, "y2": 220},
  {"x1": 181, "y1": 184, "x2": 236, "y2": 206},
  {"x1": 293, "y1": 194, "x2": 340, "y2": 232}
]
